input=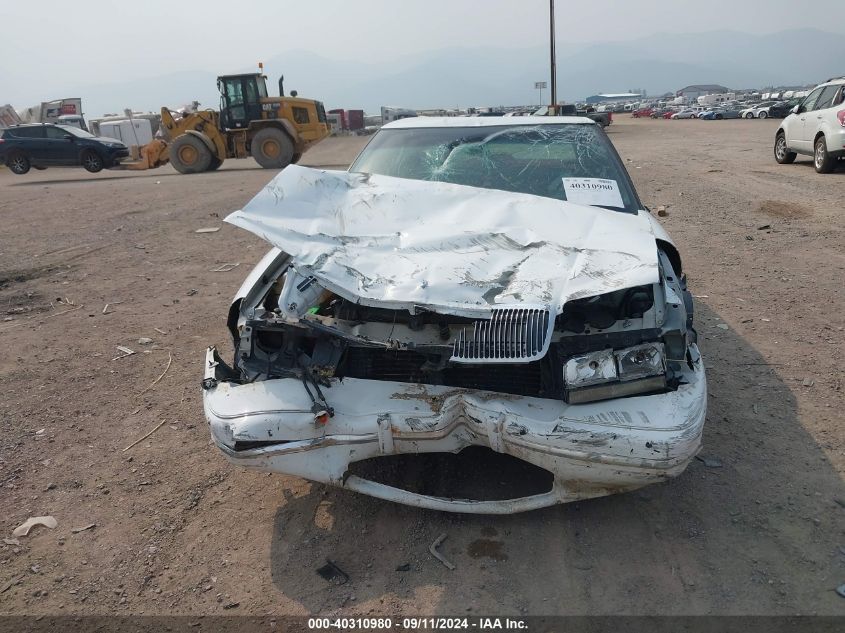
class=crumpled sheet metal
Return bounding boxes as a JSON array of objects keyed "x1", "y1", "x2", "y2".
[{"x1": 225, "y1": 165, "x2": 659, "y2": 316}]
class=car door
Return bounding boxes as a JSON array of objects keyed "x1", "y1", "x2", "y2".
[
  {"x1": 805, "y1": 85, "x2": 840, "y2": 141},
  {"x1": 790, "y1": 87, "x2": 824, "y2": 151},
  {"x1": 43, "y1": 126, "x2": 79, "y2": 165},
  {"x1": 9, "y1": 126, "x2": 47, "y2": 161}
]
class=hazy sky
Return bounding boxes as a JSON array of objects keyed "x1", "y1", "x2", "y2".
[{"x1": 1, "y1": 0, "x2": 841, "y2": 105}]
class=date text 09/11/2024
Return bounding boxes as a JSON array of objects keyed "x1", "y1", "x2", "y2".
[{"x1": 307, "y1": 617, "x2": 529, "y2": 630}]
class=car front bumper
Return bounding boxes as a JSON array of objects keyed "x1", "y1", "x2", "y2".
[{"x1": 202, "y1": 345, "x2": 707, "y2": 514}]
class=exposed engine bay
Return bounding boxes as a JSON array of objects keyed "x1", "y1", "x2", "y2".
[{"x1": 226, "y1": 248, "x2": 696, "y2": 414}]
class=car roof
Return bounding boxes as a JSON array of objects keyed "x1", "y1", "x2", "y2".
[
  {"x1": 813, "y1": 78, "x2": 845, "y2": 90},
  {"x1": 382, "y1": 115, "x2": 596, "y2": 129}
]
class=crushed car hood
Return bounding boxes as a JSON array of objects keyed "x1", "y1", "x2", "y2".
[{"x1": 225, "y1": 165, "x2": 660, "y2": 317}]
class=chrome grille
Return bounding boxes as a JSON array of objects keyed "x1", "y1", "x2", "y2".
[{"x1": 451, "y1": 306, "x2": 553, "y2": 363}]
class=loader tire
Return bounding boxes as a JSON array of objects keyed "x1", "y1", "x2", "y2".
[
  {"x1": 251, "y1": 128, "x2": 294, "y2": 169},
  {"x1": 207, "y1": 156, "x2": 223, "y2": 171},
  {"x1": 169, "y1": 134, "x2": 212, "y2": 174}
]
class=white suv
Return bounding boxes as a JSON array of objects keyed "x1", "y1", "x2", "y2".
[{"x1": 774, "y1": 77, "x2": 845, "y2": 173}]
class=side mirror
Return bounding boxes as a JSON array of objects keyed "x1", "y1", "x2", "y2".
[
  {"x1": 791, "y1": 105, "x2": 800, "y2": 115},
  {"x1": 63, "y1": 134, "x2": 74, "y2": 141}
]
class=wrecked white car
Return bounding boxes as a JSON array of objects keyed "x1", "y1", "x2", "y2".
[{"x1": 203, "y1": 117, "x2": 706, "y2": 513}]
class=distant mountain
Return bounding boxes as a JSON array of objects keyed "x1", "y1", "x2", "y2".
[
  {"x1": 77, "y1": 70, "x2": 220, "y2": 117},
  {"x1": 69, "y1": 28, "x2": 844, "y2": 116},
  {"x1": 556, "y1": 28, "x2": 844, "y2": 93}
]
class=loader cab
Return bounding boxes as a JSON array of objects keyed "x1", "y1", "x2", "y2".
[{"x1": 218, "y1": 74, "x2": 268, "y2": 130}]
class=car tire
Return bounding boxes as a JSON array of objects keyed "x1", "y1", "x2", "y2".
[
  {"x1": 715, "y1": 114, "x2": 723, "y2": 120},
  {"x1": 814, "y1": 136, "x2": 836, "y2": 173},
  {"x1": 81, "y1": 150, "x2": 104, "y2": 173},
  {"x1": 251, "y1": 128, "x2": 294, "y2": 169},
  {"x1": 758, "y1": 111, "x2": 768, "y2": 119},
  {"x1": 774, "y1": 132, "x2": 796, "y2": 164},
  {"x1": 169, "y1": 134, "x2": 213, "y2": 174},
  {"x1": 7, "y1": 152, "x2": 31, "y2": 175},
  {"x1": 745, "y1": 112, "x2": 754, "y2": 119}
]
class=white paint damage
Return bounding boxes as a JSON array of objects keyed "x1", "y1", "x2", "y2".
[
  {"x1": 204, "y1": 164, "x2": 707, "y2": 514},
  {"x1": 224, "y1": 165, "x2": 660, "y2": 318},
  {"x1": 204, "y1": 345, "x2": 706, "y2": 514}
]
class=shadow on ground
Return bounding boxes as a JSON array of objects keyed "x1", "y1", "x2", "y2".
[{"x1": 786, "y1": 158, "x2": 845, "y2": 174}]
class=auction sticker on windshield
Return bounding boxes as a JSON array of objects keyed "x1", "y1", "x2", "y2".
[{"x1": 562, "y1": 178, "x2": 624, "y2": 208}]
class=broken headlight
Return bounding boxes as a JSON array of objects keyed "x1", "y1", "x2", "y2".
[
  {"x1": 563, "y1": 342, "x2": 666, "y2": 404},
  {"x1": 557, "y1": 285, "x2": 655, "y2": 333}
]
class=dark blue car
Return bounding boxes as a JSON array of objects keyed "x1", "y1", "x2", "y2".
[{"x1": 0, "y1": 123, "x2": 129, "y2": 175}]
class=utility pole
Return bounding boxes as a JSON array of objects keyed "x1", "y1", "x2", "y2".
[{"x1": 549, "y1": 0, "x2": 557, "y2": 113}]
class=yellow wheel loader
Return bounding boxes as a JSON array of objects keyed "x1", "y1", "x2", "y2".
[{"x1": 125, "y1": 73, "x2": 329, "y2": 173}]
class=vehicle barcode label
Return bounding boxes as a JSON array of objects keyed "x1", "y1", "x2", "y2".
[{"x1": 562, "y1": 177, "x2": 624, "y2": 208}]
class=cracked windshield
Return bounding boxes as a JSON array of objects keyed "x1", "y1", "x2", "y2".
[{"x1": 350, "y1": 124, "x2": 640, "y2": 212}]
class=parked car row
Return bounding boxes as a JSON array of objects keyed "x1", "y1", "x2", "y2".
[
  {"x1": 628, "y1": 98, "x2": 806, "y2": 122},
  {"x1": 664, "y1": 108, "x2": 740, "y2": 119},
  {"x1": 698, "y1": 107, "x2": 743, "y2": 120},
  {"x1": 647, "y1": 105, "x2": 779, "y2": 120}
]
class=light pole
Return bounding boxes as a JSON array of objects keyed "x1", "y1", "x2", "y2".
[
  {"x1": 549, "y1": 0, "x2": 557, "y2": 112},
  {"x1": 535, "y1": 81, "x2": 547, "y2": 107}
]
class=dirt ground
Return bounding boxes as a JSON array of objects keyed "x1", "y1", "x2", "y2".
[{"x1": 0, "y1": 117, "x2": 843, "y2": 617}]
